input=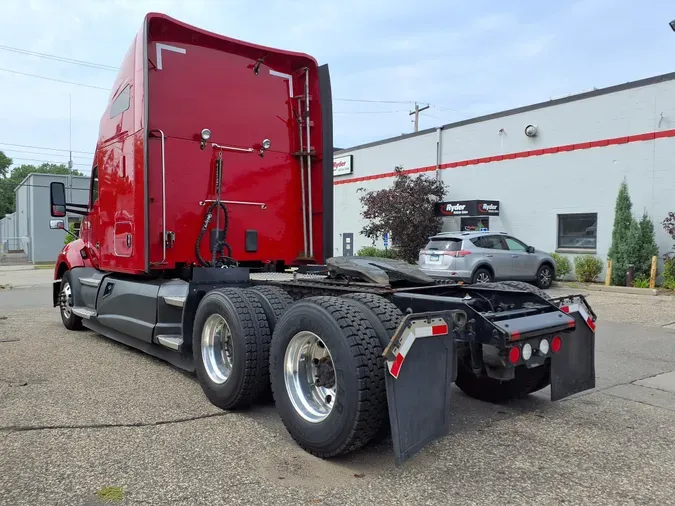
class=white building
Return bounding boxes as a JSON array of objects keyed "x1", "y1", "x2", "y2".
[
  {"x1": 332, "y1": 71, "x2": 675, "y2": 279},
  {"x1": 0, "y1": 173, "x2": 90, "y2": 264}
]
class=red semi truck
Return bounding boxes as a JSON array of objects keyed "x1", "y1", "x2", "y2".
[{"x1": 48, "y1": 13, "x2": 597, "y2": 465}]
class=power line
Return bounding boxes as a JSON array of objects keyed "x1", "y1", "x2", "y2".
[
  {"x1": 0, "y1": 44, "x2": 431, "y2": 109},
  {"x1": 0, "y1": 182, "x2": 89, "y2": 190},
  {"x1": 334, "y1": 110, "x2": 401, "y2": 115},
  {"x1": 0, "y1": 44, "x2": 118, "y2": 71},
  {"x1": 0, "y1": 142, "x2": 94, "y2": 155},
  {"x1": 334, "y1": 98, "x2": 412, "y2": 104},
  {"x1": 0, "y1": 67, "x2": 109, "y2": 91},
  {"x1": 2, "y1": 148, "x2": 92, "y2": 160},
  {"x1": 9, "y1": 156, "x2": 92, "y2": 168}
]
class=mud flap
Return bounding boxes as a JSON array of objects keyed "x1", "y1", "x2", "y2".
[
  {"x1": 382, "y1": 311, "x2": 463, "y2": 466},
  {"x1": 550, "y1": 298, "x2": 596, "y2": 401}
]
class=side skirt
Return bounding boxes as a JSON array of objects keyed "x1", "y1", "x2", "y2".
[{"x1": 83, "y1": 319, "x2": 195, "y2": 373}]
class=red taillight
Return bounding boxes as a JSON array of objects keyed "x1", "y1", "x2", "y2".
[
  {"x1": 508, "y1": 346, "x2": 520, "y2": 364},
  {"x1": 551, "y1": 335, "x2": 562, "y2": 353},
  {"x1": 444, "y1": 250, "x2": 472, "y2": 257}
]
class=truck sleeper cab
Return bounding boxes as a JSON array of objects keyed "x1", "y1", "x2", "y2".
[{"x1": 48, "y1": 12, "x2": 597, "y2": 466}]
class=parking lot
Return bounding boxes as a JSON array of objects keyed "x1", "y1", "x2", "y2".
[{"x1": 1, "y1": 279, "x2": 675, "y2": 506}]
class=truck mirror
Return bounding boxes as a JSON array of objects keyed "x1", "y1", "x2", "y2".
[
  {"x1": 49, "y1": 219, "x2": 65, "y2": 230},
  {"x1": 50, "y1": 181, "x2": 67, "y2": 217}
]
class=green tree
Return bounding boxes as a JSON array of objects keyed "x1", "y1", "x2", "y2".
[
  {"x1": 635, "y1": 210, "x2": 658, "y2": 279},
  {"x1": 358, "y1": 166, "x2": 447, "y2": 263},
  {"x1": 0, "y1": 151, "x2": 11, "y2": 178},
  {"x1": 0, "y1": 160, "x2": 83, "y2": 216},
  {"x1": 607, "y1": 179, "x2": 638, "y2": 285}
]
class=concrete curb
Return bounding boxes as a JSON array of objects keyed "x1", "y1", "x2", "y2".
[{"x1": 557, "y1": 282, "x2": 658, "y2": 296}]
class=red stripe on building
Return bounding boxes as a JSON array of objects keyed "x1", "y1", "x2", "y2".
[{"x1": 333, "y1": 128, "x2": 675, "y2": 186}]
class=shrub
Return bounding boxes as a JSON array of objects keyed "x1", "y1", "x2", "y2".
[
  {"x1": 64, "y1": 222, "x2": 78, "y2": 245},
  {"x1": 635, "y1": 210, "x2": 658, "y2": 279},
  {"x1": 359, "y1": 166, "x2": 447, "y2": 263},
  {"x1": 356, "y1": 246, "x2": 398, "y2": 259},
  {"x1": 663, "y1": 255, "x2": 675, "y2": 290},
  {"x1": 550, "y1": 252, "x2": 572, "y2": 279},
  {"x1": 574, "y1": 254, "x2": 603, "y2": 283},
  {"x1": 633, "y1": 276, "x2": 650, "y2": 288}
]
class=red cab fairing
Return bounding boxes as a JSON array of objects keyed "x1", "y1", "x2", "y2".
[{"x1": 78, "y1": 13, "x2": 327, "y2": 275}]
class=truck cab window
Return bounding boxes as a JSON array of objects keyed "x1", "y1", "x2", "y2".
[{"x1": 91, "y1": 167, "x2": 99, "y2": 205}]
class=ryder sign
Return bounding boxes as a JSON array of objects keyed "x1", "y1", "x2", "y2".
[{"x1": 333, "y1": 155, "x2": 353, "y2": 176}]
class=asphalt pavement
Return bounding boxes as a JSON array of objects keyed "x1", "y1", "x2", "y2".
[{"x1": 1, "y1": 285, "x2": 674, "y2": 505}]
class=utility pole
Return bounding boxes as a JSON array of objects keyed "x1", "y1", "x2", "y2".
[{"x1": 409, "y1": 102, "x2": 430, "y2": 132}]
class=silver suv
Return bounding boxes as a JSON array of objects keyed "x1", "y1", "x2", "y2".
[{"x1": 418, "y1": 231, "x2": 556, "y2": 289}]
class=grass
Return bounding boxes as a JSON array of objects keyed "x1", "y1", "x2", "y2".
[
  {"x1": 95, "y1": 486, "x2": 124, "y2": 502},
  {"x1": 33, "y1": 264, "x2": 55, "y2": 270}
]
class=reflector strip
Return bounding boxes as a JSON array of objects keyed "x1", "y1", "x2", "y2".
[
  {"x1": 386, "y1": 317, "x2": 449, "y2": 379},
  {"x1": 558, "y1": 302, "x2": 595, "y2": 332}
]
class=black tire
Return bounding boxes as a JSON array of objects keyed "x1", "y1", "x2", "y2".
[
  {"x1": 246, "y1": 285, "x2": 293, "y2": 402},
  {"x1": 487, "y1": 280, "x2": 551, "y2": 300},
  {"x1": 192, "y1": 288, "x2": 271, "y2": 410},
  {"x1": 535, "y1": 263, "x2": 555, "y2": 290},
  {"x1": 59, "y1": 270, "x2": 83, "y2": 331},
  {"x1": 339, "y1": 293, "x2": 404, "y2": 443},
  {"x1": 247, "y1": 285, "x2": 293, "y2": 334},
  {"x1": 472, "y1": 267, "x2": 493, "y2": 284},
  {"x1": 339, "y1": 293, "x2": 403, "y2": 349},
  {"x1": 455, "y1": 356, "x2": 550, "y2": 403},
  {"x1": 269, "y1": 296, "x2": 387, "y2": 458}
]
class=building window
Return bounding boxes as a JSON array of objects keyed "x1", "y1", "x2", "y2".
[
  {"x1": 110, "y1": 84, "x2": 130, "y2": 119},
  {"x1": 557, "y1": 213, "x2": 597, "y2": 249}
]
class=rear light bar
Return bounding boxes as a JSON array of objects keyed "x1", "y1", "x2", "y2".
[{"x1": 507, "y1": 335, "x2": 562, "y2": 365}]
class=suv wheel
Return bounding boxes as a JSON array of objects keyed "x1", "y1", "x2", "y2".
[
  {"x1": 536, "y1": 264, "x2": 554, "y2": 289},
  {"x1": 472, "y1": 267, "x2": 493, "y2": 284}
]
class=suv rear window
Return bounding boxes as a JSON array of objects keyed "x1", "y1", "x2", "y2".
[{"x1": 425, "y1": 238, "x2": 462, "y2": 251}]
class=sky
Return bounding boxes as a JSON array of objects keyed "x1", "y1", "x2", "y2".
[{"x1": 1, "y1": 0, "x2": 675, "y2": 175}]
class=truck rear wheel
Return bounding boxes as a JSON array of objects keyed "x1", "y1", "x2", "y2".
[
  {"x1": 59, "y1": 270, "x2": 83, "y2": 331},
  {"x1": 192, "y1": 288, "x2": 271, "y2": 410},
  {"x1": 269, "y1": 296, "x2": 387, "y2": 458},
  {"x1": 340, "y1": 292, "x2": 403, "y2": 442},
  {"x1": 455, "y1": 356, "x2": 550, "y2": 403},
  {"x1": 247, "y1": 285, "x2": 293, "y2": 334}
]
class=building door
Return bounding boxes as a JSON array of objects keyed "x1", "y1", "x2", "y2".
[{"x1": 342, "y1": 233, "x2": 354, "y2": 256}]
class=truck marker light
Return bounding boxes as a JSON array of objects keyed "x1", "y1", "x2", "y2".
[
  {"x1": 508, "y1": 346, "x2": 520, "y2": 364},
  {"x1": 510, "y1": 331, "x2": 521, "y2": 340},
  {"x1": 522, "y1": 343, "x2": 532, "y2": 361},
  {"x1": 551, "y1": 335, "x2": 562, "y2": 353},
  {"x1": 539, "y1": 338, "x2": 550, "y2": 355}
]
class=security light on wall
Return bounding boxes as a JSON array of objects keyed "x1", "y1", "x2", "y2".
[{"x1": 524, "y1": 124, "x2": 538, "y2": 137}]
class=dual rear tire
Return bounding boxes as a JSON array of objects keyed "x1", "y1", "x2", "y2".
[{"x1": 192, "y1": 287, "x2": 401, "y2": 457}]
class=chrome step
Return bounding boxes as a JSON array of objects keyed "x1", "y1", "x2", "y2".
[
  {"x1": 157, "y1": 335, "x2": 183, "y2": 350},
  {"x1": 72, "y1": 307, "x2": 97, "y2": 319},
  {"x1": 163, "y1": 295, "x2": 186, "y2": 308}
]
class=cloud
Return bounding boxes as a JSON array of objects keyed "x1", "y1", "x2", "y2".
[{"x1": 0, "y1": 0, "x2": 673, "y2": 165}]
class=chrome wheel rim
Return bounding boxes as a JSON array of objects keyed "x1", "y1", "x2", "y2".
[
  {"x1": 60, "y1": 282, "x2": 73, "y2": 318},
  {"x1": 540, "y1": 268, "x2": 552, "y2": 286},
  {"x1": 201, "y1": 314, "x2": 234, "y2": 385},
  {"x1": 476, "y1": 272, "x2": 491, "y2": 283},
  {"x1": 284, "y1": 331, "x2": 336, "y2": 423}
]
